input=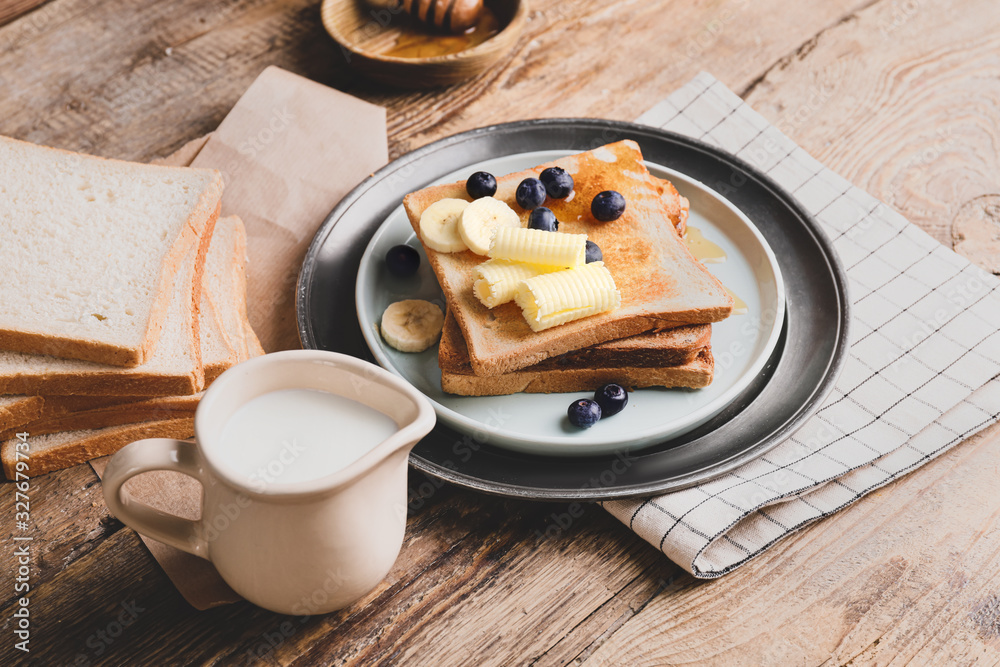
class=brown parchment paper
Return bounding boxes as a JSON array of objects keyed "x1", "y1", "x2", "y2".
[{"x1": 90, "y1": 66, "x2": 388, "y2": 610}]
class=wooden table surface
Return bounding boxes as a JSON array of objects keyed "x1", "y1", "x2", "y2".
[{"x1": 3, "y1": 0, "x2": 1000, "y2": 664}]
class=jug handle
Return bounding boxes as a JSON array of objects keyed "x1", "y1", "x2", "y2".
[{"x1": 102, "y1": 438, "x2": 209, "y2": 559}]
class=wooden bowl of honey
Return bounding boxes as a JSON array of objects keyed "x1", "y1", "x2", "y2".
[{"x1": 321, "y1": 0, "x2": 527, "y2": 88}]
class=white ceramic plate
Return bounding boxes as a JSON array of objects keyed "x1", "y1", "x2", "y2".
[{"x1": 355, "y1": 150, "x2": 785, "y2": 456}]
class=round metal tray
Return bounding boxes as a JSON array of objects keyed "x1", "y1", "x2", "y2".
[{"x1": 297, "y1": 119, "x2": 850, "y2": 501}]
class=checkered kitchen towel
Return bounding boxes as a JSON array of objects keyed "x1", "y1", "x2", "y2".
[{"x1": 602, "y1": 73, "x2": 1000, "y2": 578}]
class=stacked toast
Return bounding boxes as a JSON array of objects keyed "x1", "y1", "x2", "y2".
[
  {"x1": 401, "y1": 140, "x2": 733, "y2": 396},
  {"x1": 0, "y1": 136, "x2": 263, "y2": 477}
]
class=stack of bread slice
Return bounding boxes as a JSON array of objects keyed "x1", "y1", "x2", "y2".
[
  {"x1": 0, "y1": 136, "x2": 262, "y2": 477},
  {"x1": 401, "y1": 140, "x2": 733, "y2": 396}
]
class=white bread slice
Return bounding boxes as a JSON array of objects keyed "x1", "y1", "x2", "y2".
[
  {"x1": 1, "y1": 418, "x2": 195, "y2": 479},
  {"x1": 229, "y1": 218, "x2": 259, "y2": 359},
  {"x1": 244, "y1": 319, "x2": 265, "y2": 358},
  {"x1": 0, "y1": 315, "x2": 263, "y2": 445},
  {"x1": 0, "y1": 135, "x2": 223, "y2": 367},
  {"x1": 0, "y1": 318, "x2": 263, "y2": 478},
  {"x1": 200, "y1": 216, "x2": 243, "y2": 382},
  {"x1": 199, "y1": 291, "x2": 237, "y2": 382},
  {"x1": 0, "y1": 222, "x2": 208, "y2": 396},
  {"x1": 0, "y1": 395, "x2": 199, "y2": 441},
  {"x1": 201, "y1": 215, "x2": 262, "y2": 367},
  {"x1": 0, "y1": 217, "x2": 262, "y2": 434},
  {"x1": 0, "y1": 396, "x2": 43, "y2": 433},
  {"x1": 201, "y1": 216, "x2": 252, "y2": 383}
]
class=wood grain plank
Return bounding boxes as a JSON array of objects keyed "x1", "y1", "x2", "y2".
[
  {"x1": 0, "y1": 0, "x2": 50, "y2": 27},
  {"x1": 0, "y1": 465, "x2": 123, "y2": 606},
  {"x1": 0, "y1": 0, "x2": 350, "y2": 160},
  {"x1": 276, "y1": 481, "x2": 667, "y2": 667},
  {"x1": 582, "y1": 425, "x2": 1000, "y2": 666},
  {"x1": 0, "y1": 0, "x2": 874, "y2": 163},
  {"x1": 531, "y1": 566, "x2": 695, "y2": 667},
  {"x1": 2, "y1": 0, "x2": 998, "y2": 663},
  {"x1": 573, "y1": 1, "x2": 1000, "y2": 658},
  {"x1": 740, "y1": 0, "x2": 1000, "y2": 249},
  {"x1": 374, "y1": 0, "x2": 880, "y2": 159},
  {"x1": 0, "y1": 471, "x2": 673, "y2": 665}
]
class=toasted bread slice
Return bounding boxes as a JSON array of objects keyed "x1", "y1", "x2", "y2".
[
  {"x1": 403, "y1": 140, "x2": 731, "y2": 377},
  {"x1": 439, "y1": 310, "x2": 709, "y2": 373},
  {"x1": 655, "y1": 176, "x2": 689, "y2": 237},
  {"x1": 1, "y1": 418, "x2": 195, "y2": 479},
  {"x1": 0, "y1": 135, "x2": 223, "y2": 367},
  {"x1": 442, "y1": 350, "x2": 714, "y2": 396},
  {"x1": 438, "y1": 311, "x2": 713, "y2": 395}
]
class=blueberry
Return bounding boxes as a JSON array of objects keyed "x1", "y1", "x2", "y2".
[
  {"x1": 539, "y1": 167, "x2": 574, "y2": 199},
  {"x1": 585, "y1": 240, "x2": 602, "y2": 263},
  {"x1": 466, "y1": 171, "x2": 497, "y2": 199},
  {"x1": 568, "y1": 398, "x2": 602, "y2": 428},
  {"x1": 515, "y1": 178, "x2": 547, "y2": 210},
  {"x1": 385, "y1": 244, "x2": 420, "y2": 277},
  {"x1": 528, "y1": 207, "x2": 558, "y2": 232},
  {"x1": 594, "y1": 383, "x2": 628, "y2": 417},
  {"x1": 591, "y1": 190, "x2": 626, "y2": 222}
]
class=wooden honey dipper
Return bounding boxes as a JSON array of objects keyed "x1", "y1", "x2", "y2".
[{"x1": 398, "y1": 0, "x2": 484, "y2": 33}]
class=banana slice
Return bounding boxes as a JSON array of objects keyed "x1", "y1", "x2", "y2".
[
  {"x1": 459, "y1": 196, "x2": 521, "y2": 256},
  {"x1": 380, "y1": 300, "x2": 444, "y2": 353},
  {"x1": 420, "y1": 199, "x2": 470, "y2": 253}
]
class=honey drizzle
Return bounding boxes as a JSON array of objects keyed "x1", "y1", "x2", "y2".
[
  {"x1": 382, "y1": 6, "x2": 500, "y2": 59},
  {"x1": 724, "y1": 287, "x2": 749, "y2": 315},
  {"x1": 683, "y1": 226, "x2": 727, "y2": 263},
  {"x1": 684, "y1": 226, "x2": 747, "y2": 315}
]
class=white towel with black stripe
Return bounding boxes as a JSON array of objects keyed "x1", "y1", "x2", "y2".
[{"x1": 601, "y1": 72, "x2": 1000, "y2": 578}]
